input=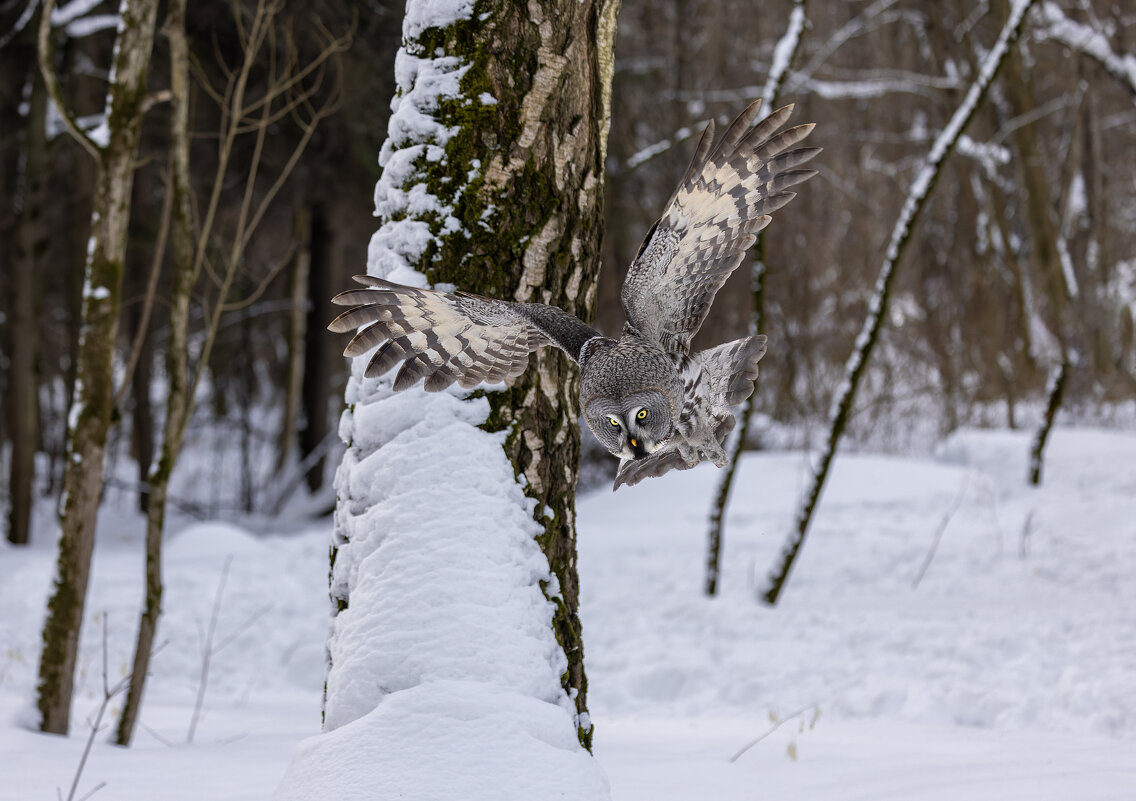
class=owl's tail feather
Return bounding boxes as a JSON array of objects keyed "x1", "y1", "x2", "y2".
[{"x1": 702, "y1": 334, "x2": 768, "y2": 408}]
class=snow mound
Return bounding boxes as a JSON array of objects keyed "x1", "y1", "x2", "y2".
[
  {"x1": 276, "y1": 680, "x2": 609, "y2": 801},
  {"x1": 166, "y1": 521, "x2": 268, "y2": 561}
]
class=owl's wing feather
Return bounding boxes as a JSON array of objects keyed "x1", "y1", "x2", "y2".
[
  {"x1": 622, "y1": 99, "x2": 819, "y2": 355},
  {"x1": 613, "y1": 449, "x2": 691, "y2": 490},
  {"x1": 329, "y1": 276, "x2": 600, "y2": 392}
]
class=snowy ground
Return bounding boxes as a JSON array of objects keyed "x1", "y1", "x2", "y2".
[{"x1": 2, "y1": 427, "x2": 1134, "y2": 799}]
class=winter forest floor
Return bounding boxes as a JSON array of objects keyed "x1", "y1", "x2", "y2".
[{"x1": 2, "y1": 427, "x2": 1135, "y2": 800}]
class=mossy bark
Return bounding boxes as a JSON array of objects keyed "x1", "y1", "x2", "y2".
[
  {"x1": 36, "y1": 0, "x2": 160, "y2": 735},
  {"x1": 114, "y1": 0, "x2": 193, "y2": 746},
  {"x1": 331, "y1": 0, "x2": 619, "y2": 748},
  {"x1": 447, "y1": 0, "x2": 617, "y2": 750}
]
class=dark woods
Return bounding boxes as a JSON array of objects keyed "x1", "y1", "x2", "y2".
[{"x1": 3, "y1": 0, "x2": 1135, "y2": 547}]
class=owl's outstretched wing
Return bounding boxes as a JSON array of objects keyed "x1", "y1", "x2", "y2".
[
  {"x1": 621, "y1": 99, "x2": 819, "y2": 355},
  {"x1": 329, "y1": 276, "x2": 600, "y2": 392}
]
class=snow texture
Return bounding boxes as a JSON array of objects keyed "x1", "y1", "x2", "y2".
[
  {"x1": 3, "y1": 427, "x2": 1135, "y2": 800},
  {"x1": 277, "y1": 2, "x2": 606, "y2": 798}
]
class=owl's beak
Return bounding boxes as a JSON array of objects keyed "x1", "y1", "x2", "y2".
[{"x1": 629, "y1": 437, "x2": 650, "y2": 459}]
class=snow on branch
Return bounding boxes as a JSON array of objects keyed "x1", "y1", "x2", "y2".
[
  {"x1": 759, "y1": 0, "x2": 1038, "y2": 606},
  {"x1": 1033, "y1": 1, "x2": 1136, "y2": 101}
]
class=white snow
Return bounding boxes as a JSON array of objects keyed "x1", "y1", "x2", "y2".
[{"x1": 3, "y1": 426, "x2": 1135, "y2": 800}]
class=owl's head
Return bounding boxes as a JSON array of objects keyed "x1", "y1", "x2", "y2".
[{"x1": 585, "y1": 389, "x2": 673, "y2": 461}]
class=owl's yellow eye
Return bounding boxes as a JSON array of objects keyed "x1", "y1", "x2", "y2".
[
  {"x1": 609, "y1": 417, "x2": 620, "y2": 427},
  {"x1": 636, "y1": 409, "x2": 648, "y2": 420}
]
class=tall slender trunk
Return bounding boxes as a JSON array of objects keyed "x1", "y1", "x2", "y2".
[
  {"x1": 37, "y1": 0, "x2": 161, "y2": 735},
  {"x1": 300, "y1": 206, "x2": 331, "y2": 493},
  {"x1": 1002, "y1": 19, "x2": 1076, "y2": 486},
  {"x1": 128, "y1": 300, "x2": 154, "y2": 514},
  {"x1": 278, "y1": 206, "x2": 311, "y2": 471},
  {"x1": 115, "y1": 0, "x2": 193, "y2": 746},
  {"x1": 7, "y1": 53, "x2": 47, "y2": 546}
]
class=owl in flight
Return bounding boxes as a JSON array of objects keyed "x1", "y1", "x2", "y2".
[{"x1": 330, "y1": 99, "x2": 818, "y2": 490}]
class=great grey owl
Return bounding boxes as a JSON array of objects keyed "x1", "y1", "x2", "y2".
[{"x1": 329, "y1": 99, "x2": 819, "y2": 489}]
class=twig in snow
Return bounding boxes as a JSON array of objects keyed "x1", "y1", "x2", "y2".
[
  {"x1": 729, "y1": 704, "x2": 820, "y2": 763},
  {"x1": 913, "y1": 471, "x2": 971, "y2": 589},
  {"x1": 187, "y1": 556, "x2": 273, "y2": 743},
  {"x1": 59, "y1": 615, "x2": 129, "y2": 801},
  {"x1": 187, "y1": 556, "x2": 233, "y2": 744},
  {"x1": 1019, "y1": 509, "x2": 1036, "y2": 558}
]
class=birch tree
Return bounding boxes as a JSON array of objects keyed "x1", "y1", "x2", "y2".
[
  {"x1": 35, "y1": 0, "x2": 161, "y2": 736},
  {"x1": 760, "y1": 0, "x2": 1037, "y2": 606},
  {"x1": 277, "y1": 0, "x2": 619, "y2": 796}
]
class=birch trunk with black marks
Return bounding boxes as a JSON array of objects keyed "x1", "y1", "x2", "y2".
[
  {"x1": 465, "y1": 4, "x2": 620, "y2": 740},
  {"x1": 37, "y1": 0, "x2": 160, "y2": 735}
]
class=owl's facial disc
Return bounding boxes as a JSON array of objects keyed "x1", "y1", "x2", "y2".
[{"x1": 586, "y1": 393, "x2": 672, "y2": 461}]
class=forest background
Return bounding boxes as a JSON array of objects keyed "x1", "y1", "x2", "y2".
[{"x1": 3, "y1": 0, "x2": 1135, "y2": 548}]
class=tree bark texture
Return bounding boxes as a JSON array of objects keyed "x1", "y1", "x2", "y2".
[
  {"x1": 278, "y1": 205, "x2": 311, "y2": 471},
  {"x1": 37, "y1": 0, "x2": 160, "y2": 735},
  {"x1": 418, "y1": 0, "x2": 619, "y2": 748},
  {"x1": 7, "y1": 50, "x2": 47, "y2": 546},
  {"x1": 115, "y1": 0, "x2": 193, "y2": 746},
  {"x1": 327, "y1": 0, "x2": 620, "y2": 749}
]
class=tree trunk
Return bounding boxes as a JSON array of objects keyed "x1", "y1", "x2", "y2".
[
  {"x1": 36, "y1": 0, "x2": 160, "y2": 736},
  {"x1": 7, "y1": 49, "x2": 47, "y2": 546},
  {"x1": 705, "y1": 0, "x2": 806, "y2": 597},
  {"x1": 128, "y1": 300, "x2": 154, "y2": 514},
  {"x1": 300, "y1": 206, "x2": 331, "y2": 493},
  {"x1": 115, "y1": 0, "x2": 193, "y2": 746},
  {"x1": 278, "y1": 205, "x2": 311, "y2": 472},
  {"x1": 309, "y1": 2, "x2": 619, "y2": 792}
]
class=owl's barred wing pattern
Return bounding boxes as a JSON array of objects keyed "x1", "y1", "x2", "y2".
[
  {"x1": 329, "y1": 276, "x2": 600, "y2": 392},
  {"x1": 621, "y1": 99, "x2": 820, "y2": 355}
]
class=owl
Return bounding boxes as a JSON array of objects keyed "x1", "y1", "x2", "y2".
[{"x1": 329, "y1": 99, "x2": 818, "y2": 489}]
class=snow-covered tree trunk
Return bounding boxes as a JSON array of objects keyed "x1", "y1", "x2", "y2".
[
  {"x1": 276, "y1": 1, "x2": 618, "y2": 798},
  {"x1": 36, "y1": 0, "x2": 160, "y2": 735}
]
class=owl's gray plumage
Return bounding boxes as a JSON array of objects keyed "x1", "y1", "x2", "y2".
[{"x1": 329, "y1": 99, "x2": 819, "y2": 490}]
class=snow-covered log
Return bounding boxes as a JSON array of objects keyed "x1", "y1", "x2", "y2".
[{"x1": 275, "y1": 0, "x2": 618, "y2": 798}]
